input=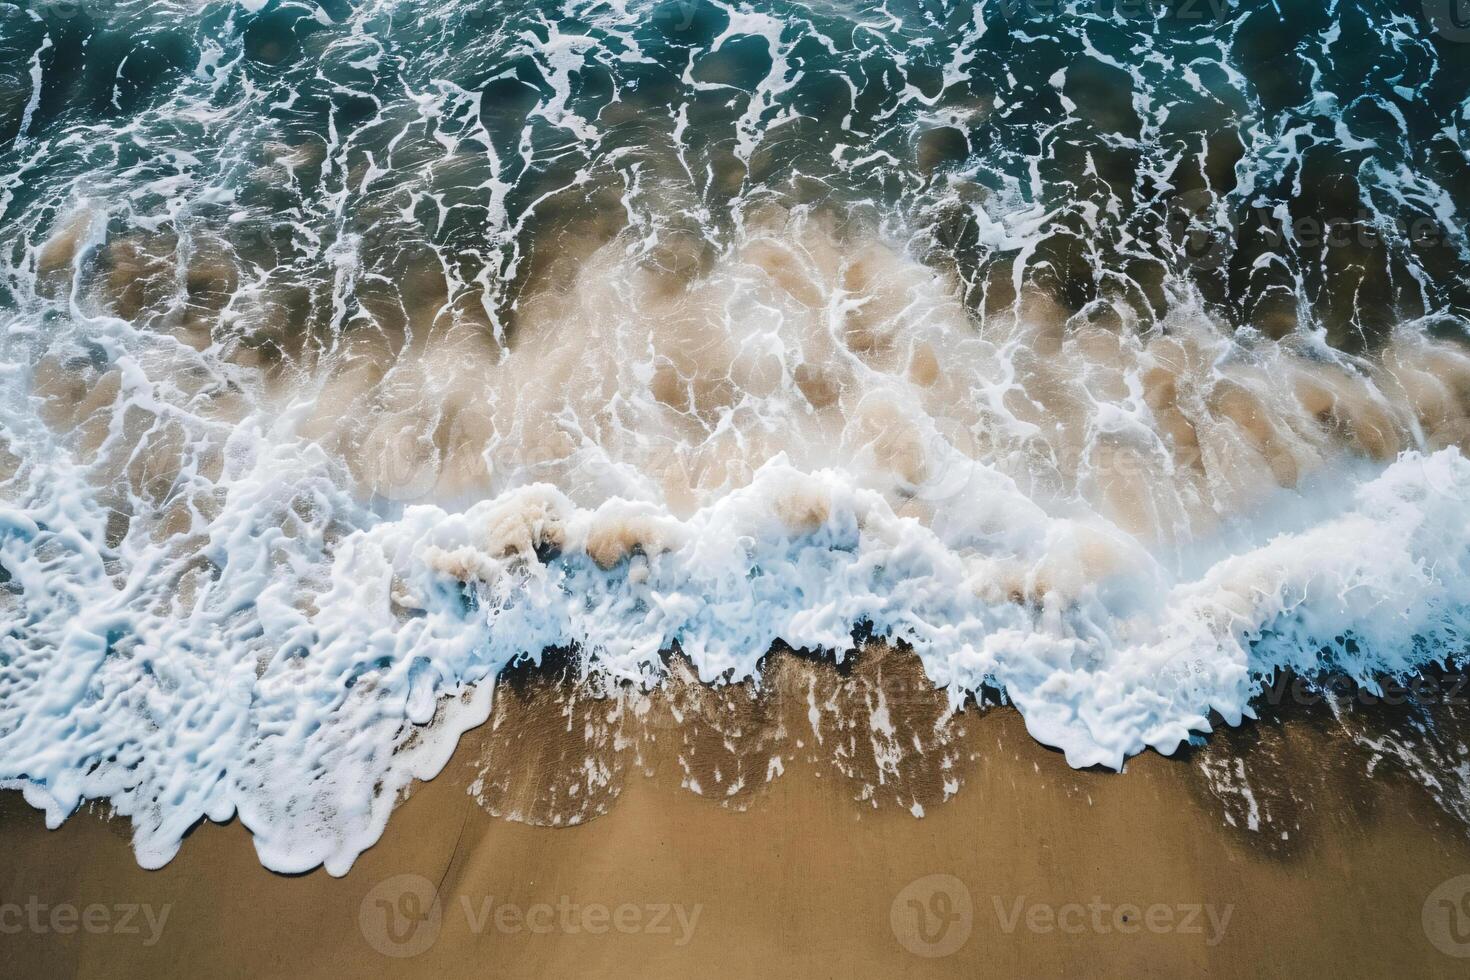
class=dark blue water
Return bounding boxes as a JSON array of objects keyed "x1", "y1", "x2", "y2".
[{"x1": 3, "y1": 0, "x2": 1467, "y2": 348}]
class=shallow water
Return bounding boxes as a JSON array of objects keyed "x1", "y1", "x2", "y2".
[{"x1": 1, "y1": 0, "x2": 1468, "y2": 874}]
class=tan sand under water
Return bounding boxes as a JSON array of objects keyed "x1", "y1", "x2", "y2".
[{"x1": 5, "y1": 648, "x2": 1470, "y2": 978}]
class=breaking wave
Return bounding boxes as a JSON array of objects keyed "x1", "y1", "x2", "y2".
[{"x1": 1, "y1": 0, "x2": 1469, "y2": 873}]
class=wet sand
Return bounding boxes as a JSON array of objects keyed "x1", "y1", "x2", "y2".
[{"x1": 5, "y1": 648, "x2": 1470, "y2": 978}]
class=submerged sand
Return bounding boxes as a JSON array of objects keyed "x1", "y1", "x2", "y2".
[{"x1": 4, "y1": 649, "x2": 1470, "y2": 978}]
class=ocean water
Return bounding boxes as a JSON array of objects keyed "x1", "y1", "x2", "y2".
[{"x1": 1, "y1": 0, "x2": 1468, "y2": 873}]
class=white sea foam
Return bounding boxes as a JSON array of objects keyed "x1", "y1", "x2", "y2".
[
  {"x1": 3, "y1": 333, "x2": 1469, "y2": 873},
  {"x1": 4, "y1": 210, "x2": 1470, "y2": 874}
]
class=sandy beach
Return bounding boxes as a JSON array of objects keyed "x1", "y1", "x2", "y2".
[{"x1": 5, "y1": 648, "x2": 1470, "y2": 978}]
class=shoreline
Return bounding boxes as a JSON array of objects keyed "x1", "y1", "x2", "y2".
[{"x1": 5, "y1": 649, "x2": 1470, "y2": 977}]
